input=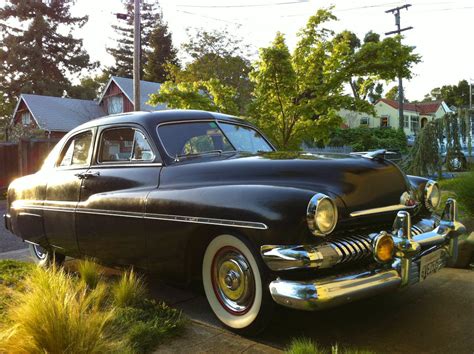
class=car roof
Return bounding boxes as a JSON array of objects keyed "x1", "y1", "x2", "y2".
[{"x1": 74, "y1": 109, "x2": 247, "y2": 132}]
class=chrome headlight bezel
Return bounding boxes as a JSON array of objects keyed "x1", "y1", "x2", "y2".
[
  {"x1": 307, "y1": 193, "x2": 338, "y2": 237},
  {"x1": 424, "y1": 180, "x2": 441, "y2": 212}
]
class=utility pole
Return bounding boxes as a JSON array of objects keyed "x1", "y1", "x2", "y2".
[
  {"x1": 133, "y1": 0, "x2": 141, "y2": 111},
  {"x1": 385, "y1": 4, "x2": 413, "y2": 130},
  {"x1": 469, "y1": 78, "x2": 473, "y2": 110}
]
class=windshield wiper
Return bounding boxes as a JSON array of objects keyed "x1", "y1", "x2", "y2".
[{"x1": 174, "y1": 150, "x2": 235, "y2": 162}]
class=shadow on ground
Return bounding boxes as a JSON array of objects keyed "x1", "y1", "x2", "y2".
[{"x1": 148, "y1": 268, "x2": 474, "y2": 354}]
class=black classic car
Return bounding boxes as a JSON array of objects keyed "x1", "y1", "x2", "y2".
[{"x1": 3, "y1": 110, "x2": 465, "y2": 334}]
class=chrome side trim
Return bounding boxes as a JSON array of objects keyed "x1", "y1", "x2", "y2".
[
  {"x1": 350, "y1": 204, "x2": 415, "y2": 217},
  {"x1": 144, "y1": 213, "x2": 268, "y2": 230},
  {"x1": 11, "y1": 203, "x2": 268, "y2": 230}
]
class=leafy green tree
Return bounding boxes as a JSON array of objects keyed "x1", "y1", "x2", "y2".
[
  {"x1": 423, "y1": 80, "x2": 470, "y2": 107},
  {"x1": 171, "y1": 29, "x2": 252, "y2": 114},
  {"x1": 68, "y1": 73, "x2": 110, "y2": 100},
  {"x1": 148, "y1": 79, "x2": 239, "y2": 115},
  {"x1": 107, "y1": 0, "x2": 177, "y2": 80},
  {"x1": 385, "y1": 85, "x2": 399, "y2": 100},
  {"x1": 250, "y1": 8, "x2": 419, "y2": 149},
  {"x1": 345, "y1": 30, "x2": 420, "y2": 106},
  {"x1": 0, "y1": 0, "x2": 93, "y2": 139}
]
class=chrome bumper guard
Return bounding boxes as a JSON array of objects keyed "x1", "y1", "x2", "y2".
[{"x1": 262, "y1": 199, "x2": 466, "y2": 311}]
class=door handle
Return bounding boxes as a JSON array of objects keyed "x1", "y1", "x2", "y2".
[{"x1": 75, "y1": 171, "x2": 100, "y2": 179}]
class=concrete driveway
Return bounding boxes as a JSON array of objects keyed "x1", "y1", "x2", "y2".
[
  {"x1": 0, "y1": 201, "x2": 27, "y2": 253},
  {"x1": 149, "y1": 268, "x2": 474, "y2": 354}
]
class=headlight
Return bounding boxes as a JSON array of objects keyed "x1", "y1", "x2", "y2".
[
  {"x1": 307, "y1": 193, "x2": 338, "y2": 236},
  {"x1": 424, "y1": 180, "x2": 441, "y2": 212}
]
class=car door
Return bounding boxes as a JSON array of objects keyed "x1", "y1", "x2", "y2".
[
  {"x1": 43, "y1": 129, "x2": 95, "y2": 256},
  {"x1": 76, "y1": 125, "x2": 161, "y2": 268}
]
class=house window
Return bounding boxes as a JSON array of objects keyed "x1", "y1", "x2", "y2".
[
  {"x1": 360, "y1": 117, "x2": 369, "y2": 126},
  {"x1": 380, "y1": 116, "x2": 389, "y2": 127},
  {"x1": 107, "y1": 95, "x2": 123, "y2": 114},
  {"x1": 410, "y1": 116, "x2": 419, "y2": 132},
  {"x1": 404, "y1": 115, "x2": 409, "y2": 129},
  {"x1": 21, "y1": 112, "x2": 31, "y2": 126}
]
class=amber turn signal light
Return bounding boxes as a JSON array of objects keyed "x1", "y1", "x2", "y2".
[{"x1": 373, "y1": 232, "x2": 395, "y2": 263}]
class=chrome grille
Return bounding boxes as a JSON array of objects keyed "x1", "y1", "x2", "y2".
[{"x1": 327, "y1": 235, "x2": 373, "y2": 264}]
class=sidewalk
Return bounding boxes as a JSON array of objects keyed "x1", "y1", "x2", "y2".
[{"x1": 154, "y1": 320, "x2": 282, "y2": 354}]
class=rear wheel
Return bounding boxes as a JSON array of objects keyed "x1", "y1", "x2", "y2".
[
  {"x1": 28, "y1": 243, "x2": 65, "y2": 267},
  {"x1": 202, "y1": 234, "x2": 273, "y2": 335}
]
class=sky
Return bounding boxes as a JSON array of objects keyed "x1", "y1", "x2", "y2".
[{"x1": 19, "y1": 0, "x2": 474, "y2": 101}]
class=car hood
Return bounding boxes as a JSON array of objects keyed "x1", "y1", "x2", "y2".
[{"x1": 160, "y1": 151, "x2": 411, "y2": 219}]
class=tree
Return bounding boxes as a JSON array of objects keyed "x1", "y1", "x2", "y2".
[
  {"x1": 385, "y1": 85, "x2": 399, "y2": 100},
  {"x1": 148, "y1": 79, "x2": 239, "y2": 115},
  {"x1": 107, "y1": 0, "x2": 177, "y2": 80},
  {"x1": 423, "y1": 80, "x2": 470, "y2": 107},
  {"x1": 143, "y1": 22, "x2": 178, "y2": 82},
  {"x1": 171, "y1": 28, "x2": 252, "y2": 114},
  {"x1": 345, "y1": 30, "x2": 420, "y2": 106},
  {"x1": 250, "y1": 8, "x2": 419, "y2": 149},
  {"x1": 68, "y1": 73, "x2": 110, "y2": 100},
  {"x1": 0, "y1": 0, "x2": 93, "y2": 139}
]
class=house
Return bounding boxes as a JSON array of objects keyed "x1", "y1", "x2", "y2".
[
  {"x1": 339, "y1": 99, "x2": 453, "y2": 136},
  {"x1": 375, "y1": 99, "x2": 452, "y2": 135},
  {"x1": 99, "y1": 76, "x2": 165, "y2": 115},
  {"x1": 12, "y1": 94, "x2": 105, "y2": 139},
  {"x1": 10, "y1": 76, "x2": 166, "y2": 139}
]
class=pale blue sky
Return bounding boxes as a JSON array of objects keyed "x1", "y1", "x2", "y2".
[{"x1": 8, "y1": 0, "x2": 474, "y2": 100}]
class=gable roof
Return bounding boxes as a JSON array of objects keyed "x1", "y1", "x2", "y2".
[
  {"x1": 99, "y1": 76, "x2": 166, "y2": 111},
  {"x1": 15, "y1": 94, "x2": 105, "y2": 132},
  {"x1": 377, "y1": 98, "x2": 450, "y2": 115}
]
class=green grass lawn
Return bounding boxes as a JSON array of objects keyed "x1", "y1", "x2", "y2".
[{"x1": 0, "y1": 259, "x2": 186, "y2": 353}]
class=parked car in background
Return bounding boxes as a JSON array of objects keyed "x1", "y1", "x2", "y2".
[{"x1": 3, "y1": 110, "x2": 466, "y2": 334}]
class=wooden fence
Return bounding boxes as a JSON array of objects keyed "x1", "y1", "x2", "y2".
[{"x1": 0, "y1": 138, "x2": 60, "y2": 191}]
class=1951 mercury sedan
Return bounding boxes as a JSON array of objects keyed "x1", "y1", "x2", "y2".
[{"x1": 3, "y1": 110, "x2": 466, "y2": 334}]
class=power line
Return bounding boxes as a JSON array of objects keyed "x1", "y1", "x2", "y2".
[
  {"x1": 176, "y1": 0, "x2": 308, "y2": 8},
  {"x1": 176, "y1": 10, "x2": 242, "y2": 26}
]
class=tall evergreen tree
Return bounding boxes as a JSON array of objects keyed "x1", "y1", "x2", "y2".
[
  {"x1": 107, "y1": 0, "x2": 177, "y2": 81},
  {"x1": 0, "y1": 0, "x2": 93, "y2": 137}
]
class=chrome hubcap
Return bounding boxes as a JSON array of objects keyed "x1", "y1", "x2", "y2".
[
  {"x1": 212, "y1": 247, "x2": 255, "y2": 315},
  {"x1": 33, "y1": 244, "x2": 47, "y2": 260}
]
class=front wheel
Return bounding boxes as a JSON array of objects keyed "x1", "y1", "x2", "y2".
[
  {"x1": 28, "y1": 243, "x2": 65, "y2": 267},
  {"x1": 202, "y1": 234, "x2": 273, "y2": 335}
]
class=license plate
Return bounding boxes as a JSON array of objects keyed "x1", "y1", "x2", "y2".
[{"x1": 419, "y1": 249, "x2": 443, "y2": 282}]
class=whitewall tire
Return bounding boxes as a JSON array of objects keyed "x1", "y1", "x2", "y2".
[
  {"x1": 28, "y1": 243, "x2": 65, "y2": 267},
  {"x1": 202, "y1": 234, "x2": 272, "y2": 334}
]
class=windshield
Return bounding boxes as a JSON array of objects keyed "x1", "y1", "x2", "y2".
[{"x1": 157, "y1": 121, "x2": 273, "y2": 158}]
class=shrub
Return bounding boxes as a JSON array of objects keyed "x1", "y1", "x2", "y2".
[
  {"x1": 112, "y1": 269, "x2": 147, "y2": 308},
  {"x1": 328, "y1": 127, "x2": 407, "y2": 152},
  {"x1": 287, "y1": 337, "x2": 325, "y2": 354},
  {"x1": 443, "y1": 171, "x2": 474, "y2": 218},
  {"x1": 77, "y1": 258, "x2": 103, "y2": 289},
  {"x1": 0, "y1": 265, "x2": 118, "y2": 353},
  {"x1": 286, "y1": 337, "x2": 375, "y2": 354}
]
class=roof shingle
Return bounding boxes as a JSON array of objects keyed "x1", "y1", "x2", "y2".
[{"x1": 20, "y1": 94, "x2": 105, "y2": 132}]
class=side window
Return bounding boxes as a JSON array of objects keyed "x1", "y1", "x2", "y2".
[
  {"x1": 99, "y1": 127, "x2": 154, "y2": 163},
  {"x1": 58, "y1": 131, "x2": 93, "y2": 167},
  {"x1": 132, "y1": 131, "x2": 154, "y2": 161}
]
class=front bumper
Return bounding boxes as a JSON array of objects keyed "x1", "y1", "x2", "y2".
[{"x1": 262, "y1": 199, "x2": 465, "y2": 311}]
